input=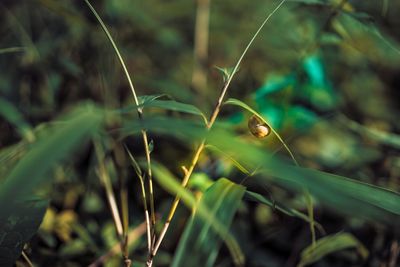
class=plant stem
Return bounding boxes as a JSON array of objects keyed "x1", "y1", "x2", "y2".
[
  {"x1": 21, "y1": 251, "x2": 34, "y2": 267},
  {"x1": 95, "y1": 143, "x2": 124, "y2": 239},
  {"x1": 85, "y1": 0, "x2": 155, "y2": 253},
  {"x1": 147, "y1": 1, "x2": 287, "y2": 264}
]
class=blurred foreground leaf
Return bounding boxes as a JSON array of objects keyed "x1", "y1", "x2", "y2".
[
  {"x1": 172, "y1": 178, "x2": 245, "y2": 267},
  {"x1": 0, "y1": 103, "x2": 103, "y2": 202},
  {"x1": 152, "y1": 165, "x2": 244, "y2": 266},
  {"x1": 0, "y1": 103, "x2": 103, "y2": 264},
  {"x1": 298, "y1": 233, "x2": 368, "y2": 267},
  {"x1": 124, "y1": 115, "x2": 400, "y2": 225}
]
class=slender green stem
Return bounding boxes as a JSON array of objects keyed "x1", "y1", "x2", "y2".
[
  {"x1": 305, "y1": 190, "x2": 316, "y2": 246},
  {"x1": 125, "y1": 147, "x2": 153, "y2": 253},
  {"x1": 84, "y1": 0, "x2": 139, "y2": 105},
  {"x1": 85, "y1": 0, "x2": 155, "y2": 252},
  {"x1": 148, "y1": 1, "x2": 287, "y2": 264},
  {"x1": 208, "y1": 0, "x2": 286, "y2": 127}
]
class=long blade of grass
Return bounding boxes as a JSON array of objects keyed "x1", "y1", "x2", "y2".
[
  {"x1": 151, "y1": 164, "x2": 244, "y2": 265},
  {"x1": 171, "y1": 178, "x2": 245, "y2": 267},
  {"x1": 298, "y1": 233, "x2": 369, "y2": 267},
  {"x1": 0, "y1": 104, "x2": 103, "y2": 201},
  {"x1": 123, "y1": 115, "x2": 400, "y2": 224},
  {"x1": 84, "y1": 0, "x2": 156, "y2": 247},
  {"x1": 125, "y1": 146, "x2": 152, "y2": 253},
  {"x1": 224, "y1": 98, "x2": 298, "y2": 165},
  {"x1": 150, "y1": 2, "x2": 288, "y2": 260},
  {"x1": 208, "y1": 0, "x2": 286, "y2": 126},
  {"x1": 84, "y1": 0, "x2": 139, "y2": 106},
  {"x1": 0, "y1": 46, "x2": 25, "y2": 54}
]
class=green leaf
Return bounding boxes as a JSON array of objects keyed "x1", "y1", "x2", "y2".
[
  {"x1": 120, "y1": 98, "x2": 207, "y2": 123},
  {"x1": 0, "y1": 103, "x2": 104, "y2": 203},
  {"x1": 333, "y1": 12, "x2": 400, "y2": 66},
  {"x1": 123, "y1": 115, "x2": 400, "y2": 225},
  {"x1": 151, "y1": 164, "x2": 245, "y2": 266},
  {"x1": 172, "y1": 178, "x2": 245, "y2": 267},
  {"x1": 0, "y1": 199, "x2": 47, "y2": 266},
  {"x1": 0, "y1": 104, "x2": 103, "y2": 265},
  {"x1": 245, "y1": 191, "x2": 315, "y2": 225},
  {"x1": 341, "y1": 116, "x2": 400, "y2": 149},
  {"x1": 224, "y1": 98, "x2": 298, "y2": 165},
  {"x1": 214, "y1": 66, "x2": 239, "y2": 83},
  {"x1": 298, "y1": 233, "x2": 369, "y2": 267},
  {"x1": 205, "y1": 144, "x2": 251, "y2": 175}
]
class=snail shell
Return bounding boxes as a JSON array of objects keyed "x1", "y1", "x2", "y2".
[{"x1": 248, "y1": 115, "x2": 271, "y2": 138}]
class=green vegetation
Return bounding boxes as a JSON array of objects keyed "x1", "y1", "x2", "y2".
[{"x1": 0, "y1": 0, "x2": 399, "y2": 266}]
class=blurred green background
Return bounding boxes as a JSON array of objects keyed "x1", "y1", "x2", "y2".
[{"x1": 1, "y1": 0, "x2": 400, "y2": 266}]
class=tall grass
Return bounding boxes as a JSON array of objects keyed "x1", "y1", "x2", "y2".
[{"x1": 1, "y1": 0, "x2": 400, "y2": 266}]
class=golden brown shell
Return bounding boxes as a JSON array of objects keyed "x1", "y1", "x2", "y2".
[{"x1": 247, "y1": 115, "x2": 271, "y2": 138}]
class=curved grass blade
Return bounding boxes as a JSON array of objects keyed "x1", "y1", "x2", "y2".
[
  {"x1": 84, "y1": 0, "x2": 140, "y2": 105},
  {"x1": 120, "y1": 98, "x2": 207, "y2": 124},
  {"x1": 123, "y1": 115, "x2": 400, "y2": 225},
  {"x1": 0, "y1": 46, "x2": 25, "y2": 55},
  {"x1": 245, "y1": 191, "x2": 324, "y2": 233},
  {"x1": 205, "y1": 144, "x2": 251, "y2": 175},
  {"x1": 0, "y1": 103, "x2": 103, "y2": 202},
  {"x1": 298, "y1": 233, "x2": 368, "y2": 267},
  {"x1": 172, "y1": 178, "x2": 245, "y2": 267},
  {"x1": 84, "y1": 1, "x2": 156, "y2": 236},
  {"x1": 151, "y1": 163, "x2": 245, "y2": 265},
  {"x1": 224, "y1": 98, "x2": 298, "y2": 165}
]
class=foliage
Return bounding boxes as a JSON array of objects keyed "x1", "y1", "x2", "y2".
[{"x1": 0, "y1": 0, "x2": 400, "y2": 266}]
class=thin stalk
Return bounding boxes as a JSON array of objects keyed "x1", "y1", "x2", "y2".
[
  {"x1": 85, "y1": 0, "x2": 155, "y2": 251},
  {"x1": 305, "y1": 190, "x2": 316, "y2": 246},
  {"x1": 125, "y1": 147, "x2": 152, "y2": 253},
  {"x1": 142, "y1": 132, "x2": 156, "y2": 241},
  {"x1": 147, "y1": 1, "x2": 287, "y2": 265},
  {"x1": 21, "y1": 251, "x2": 34, "y2": 267},
  {"x1": 0, "y1": 46, "x2": 25, "y2": 54},
  {"x1": 95, "y1": 143, "x2": 124, "y2": 238},
  {"x1": 120, "y1": 186, "x2": 130, "y2": 266}
]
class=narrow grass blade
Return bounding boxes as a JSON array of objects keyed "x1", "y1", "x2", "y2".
[
  {"x1": 151, "y1": 163, "x2": 244, "y2": 264},
  {"x1": 171, "y1": 178, "x2": 245, "y2": 267},
  {"x1": 0, "y1": 46, "x2": 25, "y2": 54},
  {"x1": 123, "y1": 115, "x2": 400, "y2": 225},
  {"x1": 84, "y1": 0, "x2": 140, "y2": 106},
  {"x1": 298, "y1": 233, "x2": 369, "y2": 267},
  {"x1": 224, "y1": 98, "x2": 298, "y2": 165},
  {"x1": 205, "y1": 144, "x2": 251, "y2": 175},
  {"x1": 119, "y1": 98, "x2": 207, "y2": 124},
  {"x1": 245, "y1": 190, "x2": 322, "y2": 228},
  {"x1": 0, "y1": 103, "x2": 103, "y2": 202},
  {"x1": 125, "y1": 146, "x2": 152, "y2": 253}
]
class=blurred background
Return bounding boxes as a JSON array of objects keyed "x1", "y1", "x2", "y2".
[{"x1": 0, "y1": 0, "x2": 400, "y2": 266}]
